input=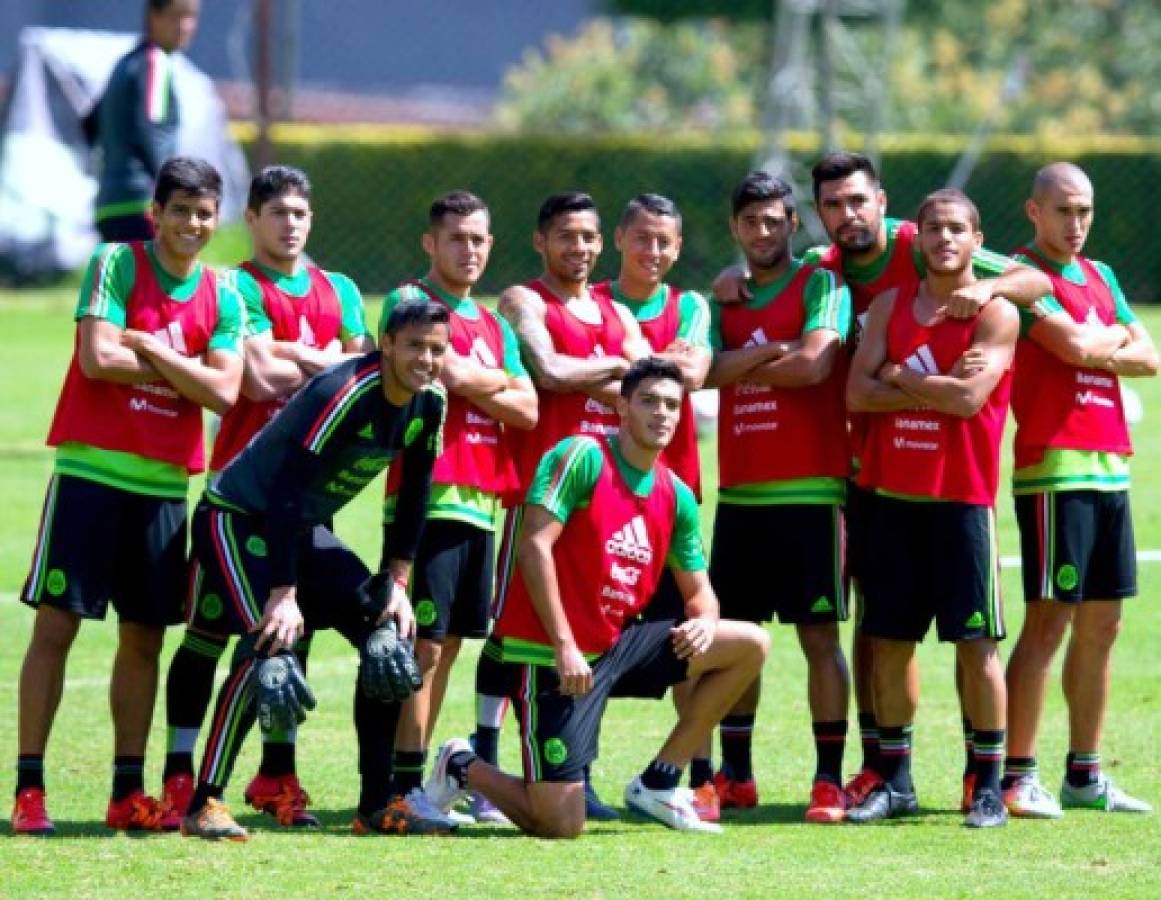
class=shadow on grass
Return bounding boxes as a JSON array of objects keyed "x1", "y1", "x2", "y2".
[{"x1": 36, "y1": 820, "x2": 167, "y2": 838}]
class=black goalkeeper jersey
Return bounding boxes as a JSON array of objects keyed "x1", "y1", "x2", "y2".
[{"x1": 208, "y1": 351, "x2": 445, "y2": 584}]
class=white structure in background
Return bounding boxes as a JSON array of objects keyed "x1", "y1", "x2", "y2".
[{"x1": 0, "y1": 27, "x2": 248, "y2": 281}]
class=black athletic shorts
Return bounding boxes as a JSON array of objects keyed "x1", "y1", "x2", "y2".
[
  {"x1": 844, "y1": 479, "x2": 874, "y2": 584},
  {"x1": 22, "y1": 474, "x2": 186, "y2": 626},
  {"x1": 860, "y1": 494, "x2": 1004, "y2": 643},
  {"x1": 709, "y1": 502, "x2": 847, "y2": 626},
  {"x1": 384, "y1": 518, "x2": 493, "y2": 641},
  {"x1": 496, "y1": 620, "x2": 689, "y2": 783},
  {"x1": 1015, "y1": 490, "x2": 1137, "y2": 603},
  {"x1": 186, "y1": 500, "x2": 371, "y2": 642}
]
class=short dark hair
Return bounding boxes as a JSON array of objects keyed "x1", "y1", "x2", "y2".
[
  {"x1": 620, "y1": 193, "x2": 682, "y2": 231},
  {"x1": 148, "y1": 0, "x2": 178, "y2": 11},
  {"x1": 537, "y1": 191, "x2": 599, "y2": 234},
  {"x1": 383, "y1": 298, "x2": 451, "y2": 337},
  {"x1": 247, "y1": 165, "x2": 311, "y2": 212},
  {"x1": 430, "y1": 190, "x2": 489, "y2": 228},
  {"x1": 916, "y1": 188, "x2": 981, "y2": 232},
  {"x1": 154, "y1": 156, "x2": 222, "y2": 208},
  {"x1": 621, "y1": 356, "x2": 684, "y2": 400},
  {"x1": 731, "y1": 171, "x2": 796, "y2": 219},
  {"x1": 811, "y1": 152, "x2": 879, "y2": 203}
]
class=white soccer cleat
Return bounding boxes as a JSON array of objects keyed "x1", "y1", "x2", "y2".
[
  {"x1": 1003, "y1": 777, "x2": 1063, "y2": 819},
  {"x1": 624, "y1": 776, "x2": 723, "y2": 834},
  {"x1": 467, "y1": 792, "x2": 513, "y2": 826},
  {"x1": 1061, "y1": 776, "x2": 1152, "y2": 813},
  {"x1": 402, "y1": 787, "x2": 461, "y2": 830},
  {"x1": 424, "y1": 738, "x2": 473, "y2": 813}
]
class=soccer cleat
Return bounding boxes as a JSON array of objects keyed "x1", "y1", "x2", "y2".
[
  {"x1": 690, "y1": 782, "x2": 721, "y2": 823},
  {"x1": 11, "y1": 787, "x2": 55, "y2": 836},
  {"x1": 243, "y1": 773, "x2": 319, "y2": 828},
  {"x1": 351, "y1": 791, "x2": 456, "y2": 836},
  {"x1": 159, "y1": 773, "x2": 194, "y2": 832},
  {"x1": 843, "y1": 768, "x2": 882, "y2": 808},
  {"x1": 584, "y1": 778, "x2": 620, "y2": 821},
  {"x1": 624, "y1": 777, "x2": 723, "y2": 834},
  {"x1": 845, "y1": 783, "x2": 918, "y2": 823},
  {"x1": 467, "y1": 792, "x2": 512, "y2": 826},
  {"x1": 805, "y1": 779, "x2": 847, "y2": 824},
  {"x1": 713, "y1": 770, "x2": 758, "y2": 809},
  {"x1": 180, "y1": 798, "x2": 249, "y2": 841},
  {"x1": 964, "y1": 787, "x2": 1008, "y2": 828},
  {"x1": 423, "y1": 738, "x2": 473, "y2": 813},
  {"x1": 960, "y1": 773, "x2": 976, "y2": 814},
  {"x1": 105, "y1": 790, "x2": 166, "y2": 831},
  {"x1": 1003, "y1": 777, "x2": 1063, "y2": 819},
  {"x1": 1060, "y1": 775, "x2": 1152, "y2": 813}
]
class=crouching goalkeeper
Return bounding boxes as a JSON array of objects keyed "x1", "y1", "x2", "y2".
[{"x1": 180, "y1": 299, "x2": 449, "y2": 841}]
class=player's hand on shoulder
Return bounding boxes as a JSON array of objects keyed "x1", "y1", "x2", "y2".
[
  {"x1": 555, "y1": 642, "x2": 593, "y2": 696},
  {"x1": 711, "y1": 264, "x2": 751, "y2": 304},
  {"x1": 945, "y1": 281, "x2": 994, "y2": 319},
  {"x1": 671, "y1": 616, "x2": 715, "y2": 660},
  {"x1": 951, "y1": 348, "x2": 989, "y2": 378}
]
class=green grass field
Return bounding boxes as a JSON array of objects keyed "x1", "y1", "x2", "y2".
[{"x1": 0, "y1": 287, "x2": 1158, "y2": 897}]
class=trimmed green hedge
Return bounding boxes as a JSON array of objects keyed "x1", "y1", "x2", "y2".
[{"x1": 254, "y1": 133, "x2": 1159, "y2": 300}]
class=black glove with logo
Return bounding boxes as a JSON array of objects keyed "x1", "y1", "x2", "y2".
[{"x1": 359, "y1": 619, "x2": 423, "y2": 703}]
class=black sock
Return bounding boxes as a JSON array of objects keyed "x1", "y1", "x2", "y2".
[
  {"x1": 163, "y1": 752, "x2": 194, "y2": 781},
  {"x1": 447, "y1": 750, "x2": 478, "y2": 788},
  {"x1": 857, "y1": 712, "x2": 880, "y2": 774},
  {"x1": 1066, "y1": 752, "x2": 1100, "y2": 788},
  {"x1": 641, "y1": 760, "x2": 681, "y2": 791},
  {"x1": 259, "y1": 741, "x2": 296, "y2": 778},
  {"x1": 972, "y1": 729, "x2": 1004, "y2": 795},
  {"x1": 471, "y1": 728, "x2": 501, "y2": 768},
  {"x1": 878, "y1": 725, "x2": 913, "y2": 793},
  {"x1": 188, "y1": 782, "x2": 224, "y2": 816},
  {"x1": 689, "y1": 757, "x2": 713, "y2": 789},
  {"x1": 164, "y1": 632, "x2": 228, "y2": 781},
  {"x1": 111, "y1": 756, "x2": 145, "y2": 802},
  {"x1": 355, "y1": 675, "x2": 402, "y2": 817},
  {"x1": 812, "y1": 720, "x2": 847, "y2": 785},
  {"x1": 16, "y1": 755, "x2": 44, "y2": 795},
  {"x1": 390, "y1": 750, "x2": 427, "y2": 796},
  {"x1": 962, "y1": 717, "x2": 975, "y2": 779},
  {"x1": 719, "y1": 714, "x2": 755, "y2": 781},
  {"x1": 1001, "y1": 755, "x2": 1037, "y2": 791}
]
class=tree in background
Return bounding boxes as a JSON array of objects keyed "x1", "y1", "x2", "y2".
[{"x1": 504, "y1": 1, "x2": 1159, "y2": 136}]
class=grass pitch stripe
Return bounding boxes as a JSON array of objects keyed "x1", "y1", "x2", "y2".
[
  {"x1": 303, "y1": 360, "x2": 381, "y2": 453},
  {"x1": 210, "y1": 509, "x2": 261, "y2": 629},
  {"x1": 25, "y1": 474, "x2": 60, "y2": 602},
  {"x1": 201, "y1": 656, "x2": 256, "y2": 787}
]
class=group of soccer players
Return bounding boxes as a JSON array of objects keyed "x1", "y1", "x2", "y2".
[{"x1": 11, "y1": 147, "x2": 1155, "y2": 841}]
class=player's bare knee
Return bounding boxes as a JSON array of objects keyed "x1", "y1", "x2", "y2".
[
  {"x1": 956, "y1": 638, "x2": 1000, "y2": 676},
  {"x1": 796, "y1": 622, "x2": 840, "y2": 661},
  {"x1": 415, "y1": 638, "x2": 442, "y2": 675},
  {"x1": 118, "y1": 622, "x2": 166, "y2": 658},
  {"x1": 1074, "y1": 610, "x2": 1121, "y2": 650},
  {"x1": 30, "y1": 607, "x2": 81, "y2": 655}
]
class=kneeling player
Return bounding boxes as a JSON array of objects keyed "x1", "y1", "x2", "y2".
[
  {"x1": 180, "y1": 299, "x2": 449, "y2": 840},
  {"x1": 846, "y1": 190, "x2": 1018, "y2": 828},
  {"x1": 425, "y1": 358, "x2": 770, "y2": 838}
]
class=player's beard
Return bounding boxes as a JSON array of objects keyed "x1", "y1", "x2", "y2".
[
  {"x1": 836, "y1": 224, "x2": 878, "y2": 255},
  {"x1": 744, "y1": 244, "x2": 789, "y2": 274}
]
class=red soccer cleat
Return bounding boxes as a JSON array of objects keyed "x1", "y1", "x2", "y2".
[
  {"x1": 713, "y1": 770, "x2": 759, "y2": 809},
  {"x1": 12, "y1": 787, "x2": 55, "y2": 836},
  {"x1": 805, "y1": 779, "x2": 847, "y2": 824},
  {"x1": 159, "y1": 773, "x2": 194, "y2": 832},
  {"x1": 961, "y1": 773, "x2": 976, "y2": 814},
  {"x1": 244, "y1": 772, "x2": 319, "y2": 828},
  {"x1": 690, "y1": 782, "x2": 722, "y2": 823},
  {"x1": 843, "y1": 768, "x2": 883, "y2": 808},
  {"x1": 106, "y1": 790, "x2": 166, "y2": 831}
]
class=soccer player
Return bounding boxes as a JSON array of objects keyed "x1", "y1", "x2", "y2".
[
  {"x1": 159, "y1": 164, "x2": 374, "y2": 830},
  {"x1": 377, "y1": 192, "x2": 536, "y2": 826},
  {"x1": 425, "y1": 358, "x2": 770, "y2": 838},
  {"x1": 715, "y1": 152, "x2": 1051, "y2": 810},
  {"x1": 1002, "y1": 162, "x2": 1157, "y2": 817},
  {"x1": 92, "y1": 0, "x2": 201, "y2": 242},
  {"x1": 473, "y1": 191, "x2": 650, "y2": 821},
  {"x1": 591, "y1": 193, "x2": 716, "y2": 817},
  {"x1": 846, "y1": 189, "x2": 1018, "y2": 828},
  {"x1": 703, "y1": 172, "x2": 853, "y2": 823},
  {"x1": 179, "y1": 299, "x2": 448, "y2": 841},
  {"x1": 13, "y1": 157, "x2": 243, "y2": 836}
]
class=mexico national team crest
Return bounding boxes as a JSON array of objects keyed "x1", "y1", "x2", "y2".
[{"x1": 543, "y1": 737, "x2": 568, "y2": 766}]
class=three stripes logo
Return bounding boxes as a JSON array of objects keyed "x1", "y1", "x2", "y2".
[
  {"x1": 606, "y1": 515, "x2": 653, "y2": 564},
  {"x1": 152, "y1": 321, "x2": 188, "y2": 354},
  {"x1": 903, "y1": 343, "x2": 940, "y2": 375},
  {"x1": 743, "y1": 327, "x2": 769, "y2": 349},
  {"x1": 299, "y1": 315, "x2": 318, "y2": 348},
  {"x1": 469, "y1": 337, "x2": 498, "y2": 369}
]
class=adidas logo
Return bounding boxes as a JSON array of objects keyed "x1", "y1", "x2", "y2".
[
  {"x1": 810, "y1": 596, "x2": 834, "y2": 614},
  {"x1": 903, "y1": 344, "x2": 940, "y2": 375},
  {"x1": 743, "y1": 327, "x2": 769, "y2": 348},
  {"x1": 1084, "y1": 307, "x2": 1101, "y2": 326},
  {"x1": 152, "y1": 321, "x2": 188, "y2": 355},
  {"x1": 605, "y1": 515, "x2": 653, "y2": 564},
  {"x1": 299, "y1": 315, "x2": 318, "y2": 348},
  {"x1": 590, "y1": 344, "x2": 607, "y2": 359},
  {"x1": 469, "y1": 337, "x2": 498, "y2": 369},
  {"x1": 964, "y1": 611, "x2": 984, "y2": 629}
]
